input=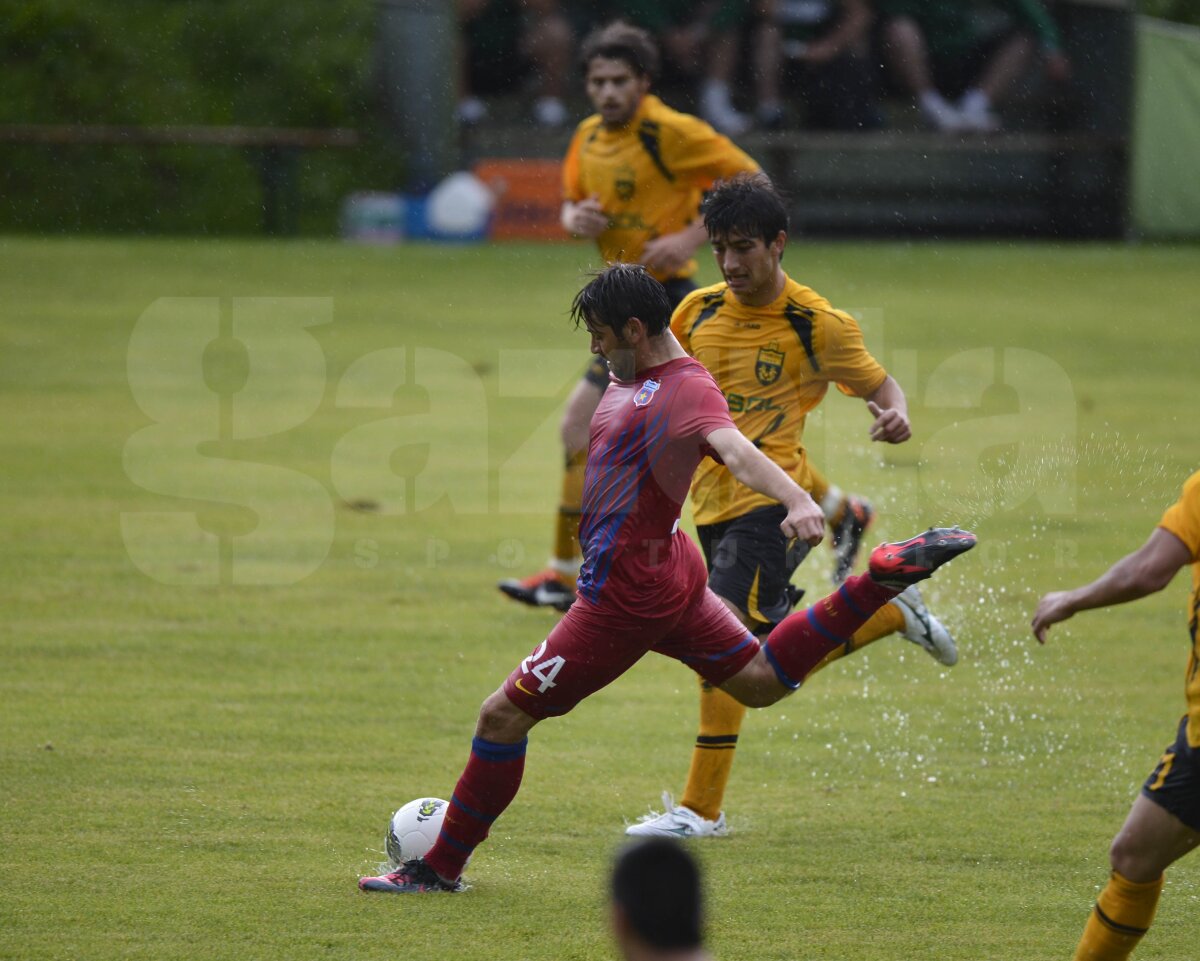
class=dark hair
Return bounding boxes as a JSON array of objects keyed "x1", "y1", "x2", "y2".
[
  {"x1": 702, "y1": 172, "x2": 790, "y2": 244},
  {"x1": 579, "y1": 20, "x2": 660, "y2": 81},
  {"x1": 611, "y1": 838, "x2": 704, "y2": 951},
  {"x1": 570, "y1": 264, "x2": 672, "y2": 337}
]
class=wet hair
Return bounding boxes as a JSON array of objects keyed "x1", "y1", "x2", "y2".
[
  {"x1": 579, "y1": 20, "x2": 660, "y2": 81},
  {"x1": 611, "y1": 838, "x2": 704, "y2": 951},
  {"x1": 702, "y1": 172, "x2": 790, "y2": 245},
  {"x1": 570, "y1": 264, "x2": 672, "y2": 337}
]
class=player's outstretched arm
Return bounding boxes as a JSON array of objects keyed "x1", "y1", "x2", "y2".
[
  {"x1": 1031, "y1": 527, "x2": 1191, "y2": 643},
  {"x1": 705, "y1": 427, "x2": 824, "y2": 545},
  {"x1": 865, "y1": 375, "x2": 910, "y2": 443}
]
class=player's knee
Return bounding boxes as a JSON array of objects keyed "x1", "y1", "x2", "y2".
[
  {"x1": 476, "y1": 688, "x2": 536, "y2": 742},
  {"x1": 1108, "y1": 828, "x2": 1150, "y2": 880}
]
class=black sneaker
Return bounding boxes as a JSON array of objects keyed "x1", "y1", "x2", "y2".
[
  {"x1": 830, "y1": 495, "x2": 874, "y2": 586},
  {"x1": 868, "y1": 527, "x2": 977, "y2": 586},
  {"x1": 497, "y1": 568, "x2": 575, "y2": 612},
  {"x1": 358, "y1": 858, "x2": 464, "y2": 894}
]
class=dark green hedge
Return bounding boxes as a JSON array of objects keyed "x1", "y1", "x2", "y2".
[{"x1": 0, "y1": 0, "x2": 403, "y2": 234}]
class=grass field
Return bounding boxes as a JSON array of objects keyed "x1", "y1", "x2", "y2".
[{"x1": 1, "y1": 235, "x2": 1197, "y2": 961}]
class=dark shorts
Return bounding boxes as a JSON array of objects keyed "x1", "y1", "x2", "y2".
[
  {"x1": 502, "y1": 588, "x2": 758, "y2": 720},
  {"x1": 580, "y1": 277, "x2": 698, "y2": 392},
  {"x1": 1141, "y1": 714, "x2": 1200, "y2": 832},
  {"x1": 697, "y1": 505, "x2": 811, "y2": 630}
]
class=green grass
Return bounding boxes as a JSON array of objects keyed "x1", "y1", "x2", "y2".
[{"x1": 1, "y1": 235, "x2": 1198, "y2": 960}]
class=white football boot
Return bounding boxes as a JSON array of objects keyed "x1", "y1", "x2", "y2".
[
  {"x1": 625, "y1": 792, "x2": 728, "y2": 838},
  {"x1": 893, "y1": 585, "x2": 958, "y2": 666}
]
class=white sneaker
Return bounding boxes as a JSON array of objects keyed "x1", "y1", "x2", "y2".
[
  {"x1": 700, "y1": 83, "x2": 751, "y2": 137},
  {"x1": 918, "y1": 90, "x2": 965, "y2": 132},
  {"x1": 893, "y1": 585, "x2": 958, "y2": 666},
  {"x1": 957, "y1": 92, "x2": 1001, "y2": 133},
  {"x1": 625, "y1": 792, "x2": 728, "y2": 838}
]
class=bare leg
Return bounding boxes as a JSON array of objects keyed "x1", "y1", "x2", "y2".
[{"x1": 1110, "y1": 793, "x2": 1200, "y2": 882}]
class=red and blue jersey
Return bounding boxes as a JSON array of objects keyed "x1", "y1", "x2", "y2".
[{"x1": 576, "y1": 356, "x2": 735, "y2": 615}]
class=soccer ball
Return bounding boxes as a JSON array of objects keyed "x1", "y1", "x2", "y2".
[{"x1": 386, "y1": 797, "x2": 447, "y2": 865}]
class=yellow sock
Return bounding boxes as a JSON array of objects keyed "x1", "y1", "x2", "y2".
[
  {"x1": 680, "y1": 678, "x2": 746, "y2": 821},
  {"x1": 798, "y1": 601, "x2": 905, "y2": 680},
  {"x1": 552, "y1": 451, "x2": 587, "y2": 585},
  {"x1": 848, "y1": 602, "x2": 904, "y2": 650},
  {"x1": 1074, "y1": 870, "x2": 1163, "y2": 960}
]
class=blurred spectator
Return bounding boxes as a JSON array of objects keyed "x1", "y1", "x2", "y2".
[
  {"x1": 610, "y1": 0, "x2": 755, "y2": 135},
  {"x1": 752, "y1": 0, "x2": 884, "y2": 130},
  {"x1": 611, "y1": 838, "x2": 712, "y2": 961},
  {"x1": 875, "y1": 0, "x2": 1071, "y2": 132},
  {"x1": 458, "y1": 0, "x2": 573, "y2": 127}
]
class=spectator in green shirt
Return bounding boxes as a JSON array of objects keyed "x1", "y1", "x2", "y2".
[{"x1": 876, "y1": 0, "x2": 1071, "y2": 132}]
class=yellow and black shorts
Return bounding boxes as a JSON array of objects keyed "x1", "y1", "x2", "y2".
[
  {"x1": 697, "y1": 504, "x2": 811, "y2": 633},
  {"x1": 1142, "y1": 714, "x2": 1200, "y2": 832}
]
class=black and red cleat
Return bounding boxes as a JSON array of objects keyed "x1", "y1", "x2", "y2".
[
  {"x1": 358, "y1": 858, "x2": 464, "y2": 894},
  {"x1": 868, "y1": 527, "x2": 977, "y2": 586}
]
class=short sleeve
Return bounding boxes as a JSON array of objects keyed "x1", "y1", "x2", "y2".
[
  {"x1": 1160, "y1": 471, "x2": 1200, "y2": 561},
  {"x1": 562, "y1": 127, "x2": 586, "y2": 202},
  {"x1": 670, "y1": 368, "x2": 735, "y2": 441},
  {"x1": 660, "y1": 114, "x2": 759, "y2": 192},
  {"x1": 819, "y1": 308, "x2": 888, "y2": 397}
]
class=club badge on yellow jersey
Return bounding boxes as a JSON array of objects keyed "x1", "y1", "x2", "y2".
[{"x1": 755, "y1": 344, "x2": 785, "y2": 385}]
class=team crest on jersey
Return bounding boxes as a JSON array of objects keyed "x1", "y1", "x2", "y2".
[
  {"x1": 615, "y1": 164, "x2": 636, "y2": 200},
  {"x1": 633, "y1": 378, "x2": 661, "y2": 407},
  {"x1": 755, "y1": 343, "x2": 785, "y2": 385}
]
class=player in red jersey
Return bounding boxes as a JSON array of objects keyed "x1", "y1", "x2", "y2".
[{"x1": 358, "y1": 265, "x2": 976, "y2": 893}]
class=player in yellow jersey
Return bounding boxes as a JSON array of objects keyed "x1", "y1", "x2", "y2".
[
  {"x1": 1033, "y1": 470, "x2": 1200, "y2": 961},
  {"x1": 499, "y1": 20, "x2": 873, "y2": 612},
  {"x1": 626, "y1": 173, "x2": 959, "y2": 838}
]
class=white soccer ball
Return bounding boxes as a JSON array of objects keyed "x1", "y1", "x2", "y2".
[
  {"x1": 426, "y1": 171, "x2": 494, "y2": 237},
  {"x1": 386, "y1": 797, "x2": 448, "y2": 865}
]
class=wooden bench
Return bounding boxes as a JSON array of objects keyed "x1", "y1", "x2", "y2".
[{"x1": 0, "y1": 124, "x2": 360, "y2": 234}]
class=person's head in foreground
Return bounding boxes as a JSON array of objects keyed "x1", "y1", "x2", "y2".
[{"x1": 611, "y1": 837, "x2": 711, "y2": 961}]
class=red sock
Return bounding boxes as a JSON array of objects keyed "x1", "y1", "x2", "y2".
[
  {"x1": 763, "y1": 574, "x2": 898, "y2": 688},
  {"x1": 424, "y1": 736, "x2": 527, "y2": 882}
]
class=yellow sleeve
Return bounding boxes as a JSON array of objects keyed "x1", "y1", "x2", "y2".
[
  {"x1": 670, "y1": 293, "x2": 700, "y2": 354},
  {"x1": 819, "y1": 308, "x2": 888, "y2": 398},
  {"x1": 561, "y1": 125, "x2": 587, "y2": 202},
  {"x1": 660, "y1": 113, "x2": 759, "y2": 191},
  {"x1": 1160, "y1": 471, "x2": 1200, "y2": 561}
]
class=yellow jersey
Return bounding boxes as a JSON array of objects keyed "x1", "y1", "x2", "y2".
[
  {"x1": 671, "y1": 276, "x2": 888, "y2": 526},
  {"x1": 561, "y1": 94, "x2": 758, "y2": 283},
  {"x1": 1158, "y1": 470, "x2": 1200, "y2": 747}
]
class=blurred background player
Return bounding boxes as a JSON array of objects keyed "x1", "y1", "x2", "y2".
[
  {"x1": 457, "y1": 0, "x2": 573, "y2": 127},
  {"x1": 626, "y1": 173, "x2": 958, "y2": 839},
  {"x1": 751, "y1": 0, "x2": 884, "y2": 131},
  {"x1": 499, "y1": 20, "x2": 874, "y2": 613},
  {"x1": 875, "y1": 0, "x2": 1071, "y2": 132},
  {"x1": 611, "y1": 838, "x2": 713, "y2": 961},
  {"x1": 1032, "y1": 469, "x2": 1200, "y2": 961}
]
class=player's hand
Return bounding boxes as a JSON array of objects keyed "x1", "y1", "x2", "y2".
[
  {"x1": 641, "y1": 232, "x2": 694, "y2": 275},
  {"x1": 866, "y1": 400, "x2": 911, "y2": 443},
  {"x1": 1031, "y1": 591, "x2": 1074, "y2": 644},
  {"x1": 780, "y1": 495, "x2": 824, "y2": 547},
  {"x1": 562, "y1": 197, "x2": 609, "y2": 238}
]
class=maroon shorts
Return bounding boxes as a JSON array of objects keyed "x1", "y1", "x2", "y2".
[{"x1": 502, "y1": 587, "x2": 759, "y2": 720}]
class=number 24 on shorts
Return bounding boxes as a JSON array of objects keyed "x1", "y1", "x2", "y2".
[{"x1": 520, "y1": 640, "x2": 565, "y2": 693}]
